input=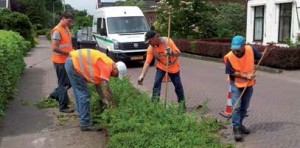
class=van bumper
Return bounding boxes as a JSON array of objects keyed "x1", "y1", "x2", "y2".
[{"x1": 108, "y1": 51, "x2": 147, "y2": 62}]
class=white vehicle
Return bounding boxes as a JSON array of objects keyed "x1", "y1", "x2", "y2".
[{"x1": 92, "y1": 6, "x2": 150, "y2": 62}]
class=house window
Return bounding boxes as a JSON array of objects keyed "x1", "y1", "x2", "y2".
[
  {"x1": 253, "y1": 6, "x2": 264, "y2": 41},
  {"x1": 278, "y1": 3, "x2": 292, "y2": 42}
]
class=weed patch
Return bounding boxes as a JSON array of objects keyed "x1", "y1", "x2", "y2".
[
  {"x1": 89, "y1": 78, "x2": 231, "y2": 147},
  {"x1": 36, "y1": 97, "x2": 58, "y2": 109}
]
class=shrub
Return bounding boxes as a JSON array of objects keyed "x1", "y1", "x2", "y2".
[
  {"x1": 0, "y1": 9, "x2": 35, "y2": 47},
  {"x1": 0, "y1": 30, "x2": 26, "y2": 117},
  {"x1": 90, "y1": 78, "x2": 228, "y2": 147}
]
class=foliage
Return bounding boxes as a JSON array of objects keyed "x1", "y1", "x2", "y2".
[
  {"x1": 0, "y1": 30, "x2": 26, "y2": 117},
  {"x1": 115, "y1": 0, "x2": 145, "y2": 10},
  {"x1": 0, "y1": 9, "x2": 35, "y2": 47},
  {"x1": 35, "y1": 97, "x2": 58, "y2": 109},
  {"x1": 89, "y1": 78, "x2": 228, "y2": 147},
  {"x1": 212, "y1": 3, "x2": 246, "y2": 37},
  {"x1": 154, "y1": 0, "x2": 246, "y2": 39}
]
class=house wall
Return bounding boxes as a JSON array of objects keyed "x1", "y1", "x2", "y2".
[{"x1": 246, "y1": 0, "x2": 300, "y2": 45}]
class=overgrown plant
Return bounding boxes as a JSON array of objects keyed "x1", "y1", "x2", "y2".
[
  {"x1": 90, "y1": 78, "x2": 230, "y2": 147},
  {"x1": 0, "y1": 30, "x2": 26, "y2": 117}
]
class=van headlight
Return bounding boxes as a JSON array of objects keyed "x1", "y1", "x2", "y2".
[{"x1": 113, "y1": 40, "x2": 119, "y2": 49}]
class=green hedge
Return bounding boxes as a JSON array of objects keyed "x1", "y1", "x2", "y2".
[
  {"x1": 0, "y1": 9, "x2": 35, "y2": 47},
  {"x1": 89, "y1": 78, "x2": 230, "y2": 147},
  {"x1": 0, "y1": 30, "x2": 26, "y2": 117},
  {"x1": 174, "y1": 39, "x2": 300, "y2": 69}
]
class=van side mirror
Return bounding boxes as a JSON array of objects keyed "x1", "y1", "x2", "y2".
[{"x1": 100, "y1": 28, "x2": 107, "y2": 36}]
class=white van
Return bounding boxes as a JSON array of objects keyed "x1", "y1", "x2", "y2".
[{"x1": 92, "y1": 6, "x2": 150, "y2": 62}]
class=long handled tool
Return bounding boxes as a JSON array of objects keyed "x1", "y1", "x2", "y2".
[
  {"x1": 226, "y1": 46, "x2": 270, "y2": 121},
  {"x1": 28, "y1": 57, "x2": 50, "y2": 68},
  {"x1": 164, "y1": 14, "x2": 171, "y2": 108}
]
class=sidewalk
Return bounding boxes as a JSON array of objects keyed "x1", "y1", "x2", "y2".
[{"x1": 0, "y1": 36, "x2": 106, "y2": 148}]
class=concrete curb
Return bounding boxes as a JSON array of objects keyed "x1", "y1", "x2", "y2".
[{"x1": 181, "y1": 52, "x2": 283, "y2": 74}]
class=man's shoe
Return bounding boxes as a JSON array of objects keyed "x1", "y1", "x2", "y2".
[
  {"x1": 240, "y1": 125, "x2": 250, "y2": 134},
  {"x1": 80, "y1": 125, "x2": 103, "y2": 131},
  {"x1": 59, "y1": 108, "x2": 75, "y2": 113},
  {"x1": 233, "y1": 126, "x2": 243, "y2": 141}
]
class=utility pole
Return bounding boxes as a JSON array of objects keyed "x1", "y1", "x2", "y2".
[{"x1": 62, "y1": 0, "x2": 66, "y2": 11}]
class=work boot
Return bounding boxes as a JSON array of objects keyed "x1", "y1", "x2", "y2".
[
  {"x1": 233, "y1": 126, "x2": 243, "y2": 141},
  {"x1": 59, "y1": 107, "x2": 75, "y2": 113},
  {"x1": 240, "y1": 125, "x2": 250, "y2": 134},
  {"x1": 80, "y1": 125, "x2": 103, "y2": 131}
]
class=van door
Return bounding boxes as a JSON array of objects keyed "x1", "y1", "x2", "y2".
[{"x1": 95, "y1": 17, "x2": 110, "y2": 52}]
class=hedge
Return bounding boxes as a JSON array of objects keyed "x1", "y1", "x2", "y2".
[
  {"x1": 0, "y1": 30, "x2": 26, "y2": 117},
  {"x1": 174, "y1": 39, "x2": 300, "y2": 69}
]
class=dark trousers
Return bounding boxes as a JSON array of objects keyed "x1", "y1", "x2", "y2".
[
  {"x1": 50, "y1": 63, "x2": 71, "y2": 110},
  {"x1": 152, "y1": 68, "x2": 185, "y2": 103}
]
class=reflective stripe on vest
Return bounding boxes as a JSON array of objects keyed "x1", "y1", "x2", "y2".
[
  {"x1": 151, "y1": 37, "x2": 178, "y2": 66},
  {"x1": 70, "y1": 49, "x2": 114, "y2": 84},
  {"x1": 77, "y1": 49, "x2": 94, "y2": 83},
  {"x1": 226, "y1": 45, "x2": 255, "y2": 88}
]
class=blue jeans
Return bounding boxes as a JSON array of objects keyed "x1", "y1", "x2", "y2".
[
  {"x1": 65, "y1": 57, "x2": 92, "y2": 126},
  {"x1": 152, "y1": 68, "x2": 185, "y2": 103},
  {"x1": 50, "y1": 62, "x2": 71, "y2": 110},
  {"x1": 230, "y1": 80, "x2": 253, "y2": 127}
]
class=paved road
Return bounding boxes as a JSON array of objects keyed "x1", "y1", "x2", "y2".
[{"x1": 127, "y1": 55, "x2": 300, "y2": 148}]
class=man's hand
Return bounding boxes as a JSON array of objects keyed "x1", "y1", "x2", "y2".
[
  {"x1": 137, "y1": 75, "x2": 144, "y2": 85},
  {"x1": 165, "y1": 47, "x2": 173, "y2": 56},
  {"x1": 245, "y1": 73, "x2": 256, "y2": 80}
]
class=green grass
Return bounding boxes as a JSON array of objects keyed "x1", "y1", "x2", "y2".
[
  {"x1": 35, "y1": 96, "x2": 58, "y2": 109},
  {"x1": 89, "y1": 78, "x2": 232, "y2": 148}
]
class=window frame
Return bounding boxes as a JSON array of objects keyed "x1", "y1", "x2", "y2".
[
  {"x1": 278, "y1": 3, "x2": 292, "y2": 43},
  {"x1": 253, "y1": 6, "x2": 265, "y2": 42}
]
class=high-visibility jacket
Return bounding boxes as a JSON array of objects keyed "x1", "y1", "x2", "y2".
[
  {"x1": 51, "y1": 25, "x2": 73, "y2": 63},
  {"x1": 224, "y1": 45, "x2": 255, "y2": 88},
  {"x1": 69, "y1": 49, "x2": 114, "y2": 84},
  {"x1": 145, "y1": 37, "x2": 180, "y2": 73}
]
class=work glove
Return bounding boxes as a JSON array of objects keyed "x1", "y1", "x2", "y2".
[
  {"x1": 137, "y1": 75, "x2": 144, "y2": 85},
  {"x1": 245, "y1": 73, "x2": 256, "y2": 80},
  {"x1": 165, "y1": 47, "x2": 173, "y2": 56}
]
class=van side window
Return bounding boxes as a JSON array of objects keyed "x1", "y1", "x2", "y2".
[{"x1": 97, "y1": 18, "x2": 102, "y2": 34}]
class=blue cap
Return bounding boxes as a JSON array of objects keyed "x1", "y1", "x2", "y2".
[{"x1": 231, "y1": 36, "x2": 245, "y2": 50}]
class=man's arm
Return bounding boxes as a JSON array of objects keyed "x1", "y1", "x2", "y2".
[
  {"x1": 95, "y1": 80, "x2": 114, "y2": 108},
  {"x1": 226, "y1": 61, "x2": 255, "y2": 80},
  {"x1": 51, "y1": 30, "x2": 70, "y2": 55}
]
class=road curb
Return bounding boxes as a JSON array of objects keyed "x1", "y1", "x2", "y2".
[{"x1": 181, "y1": 52, "x2": 283, "y2": 74}]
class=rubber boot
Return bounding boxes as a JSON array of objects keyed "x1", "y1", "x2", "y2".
[{"x1": 233, "y1": 126, "x2": 243, "y2": 141}]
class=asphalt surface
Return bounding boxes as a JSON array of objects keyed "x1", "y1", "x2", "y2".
[{"x1": 1, "y1": 35, "x2": 300, "y2": 148}]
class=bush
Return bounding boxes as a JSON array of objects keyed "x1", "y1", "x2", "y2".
[
  {"x1": 174, "y1": 39, "x2": 300, "y2": 69},
  {"x1": 0, "y1": 30, "x2": 26, "y2": 117},
  {"x1": 90, "y1": 78, "x2": 228, "y2": 147},
  {"x1": 0, "y1": 9, "x2": 35, "y2": 47}
]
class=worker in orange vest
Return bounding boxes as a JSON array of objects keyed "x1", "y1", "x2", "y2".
[
  {"x1": 137, "y1": 30, "x2": 185, "y2": 108},
  {"x1": 65, "y1": 48, "x2": 127, "y2": 131},
  {"x1": 48, "y1": 11, "x2": 74, "y2": 113},
  {"x1": 224, "y1": 36, "x2": 262, "y2": 141}
]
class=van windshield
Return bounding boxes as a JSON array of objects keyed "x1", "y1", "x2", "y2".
[{"x1": 107, "y1": 16, "x2": 149, "y2": 34}]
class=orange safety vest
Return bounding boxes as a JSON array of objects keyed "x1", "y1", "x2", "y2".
[
  {"x1": 148, "y1": 37, "x2": 180, "y2": 73},
  {"x1": 69, "y1": 49, "x2": 114, "y2": 84},
  {"x1": 51, "y1": 25, "x2": 73, "y2": 63},
  {"x1": 224, "y1": 45, "x2": 255, "y2": 88}
]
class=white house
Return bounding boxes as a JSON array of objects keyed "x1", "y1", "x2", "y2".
[
  {"x1": 246, "y1": 0, "x2": 299, "y2": 45},
  {"x1": 0, "y1": 0, "x2": 10, "y2": 9}
]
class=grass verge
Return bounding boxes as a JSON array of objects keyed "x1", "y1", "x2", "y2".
[{"x1": 89, "y1": 78, "x2": 233, "y2": 148}]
